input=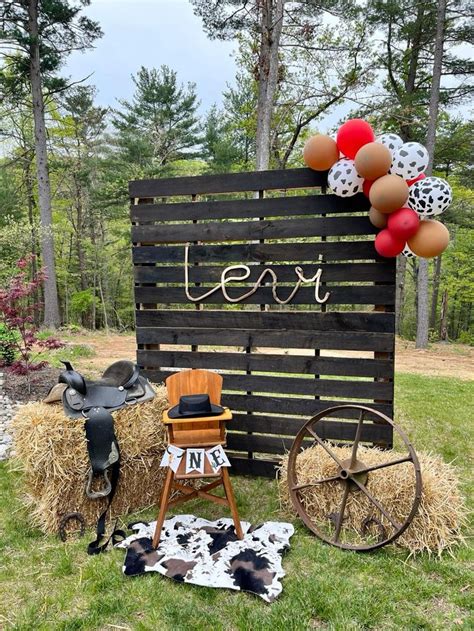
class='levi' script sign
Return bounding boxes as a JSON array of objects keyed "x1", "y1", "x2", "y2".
[{"x1": 184, "y1": 245, "x2": 331, "y2": 305}]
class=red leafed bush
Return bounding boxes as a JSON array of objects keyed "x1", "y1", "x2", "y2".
[
  {"x1": 0, "y1": 256, "x2": 64, "y2": 383},
  {"x1": 38, "y1": 337, "x2": 65, "y2": 350},
  {"x1": 8, "y1": 360, "x2": 49, "y2": 375}
]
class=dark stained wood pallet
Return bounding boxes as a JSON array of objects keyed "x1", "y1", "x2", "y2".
[
  {"x1": 130, "y1": 193, "x2": 370, "y2": 222},
  {"x1": 132, "y1": 241, "x2": 386, "y2": 264},
  {"x1": 134, "y1": 261, "x2": 394, "y2": 284},
  {"x1": 131, "y1": 167, "x2": 396, "y2": 477}
]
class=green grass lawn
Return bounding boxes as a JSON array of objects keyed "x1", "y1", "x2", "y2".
[{"x1": 1, "y1": 373, "x2": 472, "y2": 630}]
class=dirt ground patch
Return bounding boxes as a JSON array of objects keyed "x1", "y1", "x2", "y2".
[
  {"x1": 68, "y1": 332, "x2": 473, "y2": 381},
  {"x1": 4, "y1": 367, "x2": 60, "y2": 403},
  {"x1": 394, "y1": 338, "x2": 473, "y2": 380}
]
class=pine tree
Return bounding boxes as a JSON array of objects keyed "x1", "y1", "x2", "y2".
[
  {"x1": 0, "y1": 1, "x2": 102, "y2": 327},
  {"x1": 112, "y1": 66, "x2": 201, "y2": 171}
]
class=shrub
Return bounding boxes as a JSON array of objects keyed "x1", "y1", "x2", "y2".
[
  {"x1": 0, "y1": 323, "x2": 18, "y2": 365},
  {"x1": 0, "y1": 256, "x2": 65, "y2": 383},
  {"x1": 457, "y1": 330, "x2": 474, "y2": 346}
]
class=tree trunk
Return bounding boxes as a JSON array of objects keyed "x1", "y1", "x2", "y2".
[
  {"x1": 429, "y1": 255, "x2": 442, "y2": 331},
  {"x1": 73, "y1": 177, "x2": 88, "y2": 293},
  {"x1": 28, "y1": 0, "x2": 61, "y2": 328},
  {"x1": 24, "y1": 158, "x2": 41, "y2": 327},
  {"x1": 255, "y1": 0, "x2": 285, "y2": 171},
  {"x1": 395, "y1": 255, "x2": 407, "y2": 335},
  {"x1": 439, "y1": 289, "x2": 448, "y2": 341},
  {"x1": 416, "y1": 0, "x2": 446, "y2": 349},
  {"x1": 416, "y1": 259, "x2": 430, "y2": 348}
]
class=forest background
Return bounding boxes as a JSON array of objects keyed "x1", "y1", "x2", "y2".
[{"x1": 0, "y1": 0, "x2": 472, "y2": 349}]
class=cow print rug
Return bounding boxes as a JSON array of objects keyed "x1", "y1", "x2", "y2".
[{"x1": 116, "y1": 515, "x2": 294, "y2": 602}]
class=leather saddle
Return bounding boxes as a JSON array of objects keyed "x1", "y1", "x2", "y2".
[
  {"x1": 45, "y1": 360, "x2": 155, "y2": 554},
  {"x1": 47, "y1": 359, "x2": 155, "y2": 418}
]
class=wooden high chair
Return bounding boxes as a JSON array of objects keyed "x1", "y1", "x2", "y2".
[{"x1": 152, "y1": 369, "x2": 243, "y2": 548}]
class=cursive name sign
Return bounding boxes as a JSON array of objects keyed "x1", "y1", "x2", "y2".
[{"x1": 184, "y1": 245, "x2": 330, "y2": 305}]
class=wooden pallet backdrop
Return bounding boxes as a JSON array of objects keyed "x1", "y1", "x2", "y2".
[{"x1": 130, "y1": 167, "x2": 395, "y2": 477}]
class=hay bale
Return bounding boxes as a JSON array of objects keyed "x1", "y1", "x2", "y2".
[
  {"x1": 10, "y1": 385, "x2": 170, "y2": 534},
  {"x1": 279, "y1": 444, "x2": 467, "y2": 555}
]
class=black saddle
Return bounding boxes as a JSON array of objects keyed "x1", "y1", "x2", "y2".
[
  {"x1": 58, "y1": 360, "x2": 155, "y2": 418},
  {"x1": 46, "y1": 360, "x2": 155, "y2": 555}
]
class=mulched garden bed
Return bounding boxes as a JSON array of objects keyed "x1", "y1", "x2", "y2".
[{"x1": 3, "y1": 367, "x2": 60, "y2": 403}]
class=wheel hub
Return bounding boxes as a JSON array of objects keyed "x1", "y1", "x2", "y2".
[{"x1": 337, "y1": 457, "x2": 368, "y2": 490}]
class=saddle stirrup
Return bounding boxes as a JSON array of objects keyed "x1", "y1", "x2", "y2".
[{"x1": 85, "y1": 468, "x2": 112, "y2": 499}]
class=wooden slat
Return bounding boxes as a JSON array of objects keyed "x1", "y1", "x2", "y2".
[
  {"x1": 135, "y1": 309, "x2": 395, "y2": 333},
  {"x1": 227, "y1": 456, "x2": 277, "y2": 478},
  {"x1": 139, "y1": 351, "x2": 394, "y2": 378},
  {"x1": 134, "y1": 284, "x2": 395, "y2": 306},
  {"x1": 134, "y1": 261, "x2": 394, "y2": 284},
  {"x1": 229, "y1": 414, "x2": 393, "y2": 441},
  {"x1": 129, "y1": 167, "x2": 327, "y2": 197},
  {"x1": 224, "y1": 374, "x2": 393, "y2": 399},
  {"x1": 130, "y1": 193, "x2": 370, "y2": 222},
  {"x1": 132, "y1": 241, "x2": 384, "y2": 264},
  {"x1": 226, "y1": 422, "x2": 391, "y2": 454},
  {"x1": 149, "y1": 370, "x2": 393, "y2": 399},
  {"x1": 131, "y1": 215, "x2": 376, "y2": 243},
  {"x1": 221, "y1": 393, "x2": 392, "y2": 417},
  {"x1": 136, "y1": 327, "x2": 394, "y2": 352}
]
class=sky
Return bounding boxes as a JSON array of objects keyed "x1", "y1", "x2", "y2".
[
  {"x1": 64, "y1": 0, "x2": 237, "y2": 115},
  {"x1": 64, "y1": 0, "x2": 359, "y2": 131}
]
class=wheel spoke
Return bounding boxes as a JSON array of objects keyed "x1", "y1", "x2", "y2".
[
  {"x1": 357, "y1": 455, "x2": 413, "y2": 475},
  {"x1": 350, "y1": 477, "x2": 402, "y2": 531},
  {"x1": 349, "y1": 409, "x2": 364, "y2": 469},
  {"x1": 292, "y1": 475, "x2": 340, "y2": 492},
  {"x1": 306, "y1": 426, "x2": 345, "y2": 468},
  {"x1": 333, "y1": 482, "x2": 350, "y2": 543}
]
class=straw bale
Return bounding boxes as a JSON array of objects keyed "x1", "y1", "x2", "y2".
[
  {"x1": 10, "y1": 385, "x2": 173, "y2": 533},
  {"x1": 279, "y1": 444, "x2": 466, "y2": 555}
]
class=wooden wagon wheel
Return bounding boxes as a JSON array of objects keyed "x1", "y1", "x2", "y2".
[{"x1": 287, "y1": 404, "x2": 422, "y2": 551}]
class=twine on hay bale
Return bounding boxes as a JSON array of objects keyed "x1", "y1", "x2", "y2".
[
  {"x1": 10, "y1": 385, "x2": 170, "y2": 534},
  {"x1": 278, "y1": 444, "x2": 467, "y2": 555}
]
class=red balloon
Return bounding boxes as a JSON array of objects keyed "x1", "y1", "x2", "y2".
[
  {"x1": 337, "y1": 119, "x2": 375, "y2": 159},
  {"x1": 407, "y1": 173, "x2": 426, "y2": 186},
  {"x1": 375, "y1": 229, "x2": 405, "y2": 258},
  {"x1": 363, "y1": 179, "x2": 374, "y2": 198},
  {"x1": 387, "y1": 207, "x2": 420, "y2": 240}
]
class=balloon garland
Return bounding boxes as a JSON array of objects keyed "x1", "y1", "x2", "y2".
[{"x1": 302, "y1": 119, "x2": 453, "y2": 259}]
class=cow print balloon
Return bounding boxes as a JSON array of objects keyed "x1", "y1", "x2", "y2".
[
  {"x1": 328, "y1": 158, "x2": 363, "y2": 197},
  {"x1": 408, "y1": 176, "x2": 453, "y2": 217},
  {"x1": 390, "y1": 142, "x2": 429, "y2": 180},
  {"x1": 376, "y1": 133, "x2": 403, "y2": 157},
  {"x1": 402, "y1": 244, "x2": 416, "y2": 258}
]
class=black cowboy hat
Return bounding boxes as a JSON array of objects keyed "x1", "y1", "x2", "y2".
[{"x1": 168, "y1": 393, "x2": 224, "y2": 419}]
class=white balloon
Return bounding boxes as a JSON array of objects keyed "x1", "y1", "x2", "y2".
[
  {"x1": 390, "y1": 142, "x2": 429, "y2": 180},
  {"x1": 376, "y1": 133, "x2": 403, "y2": 157},
  {"x1": 402, "y1": 244, "x2": 416, "y2": 258},
  {"x1": 328, "y1": 158, "x2": 363, "y2": 197},
  {"x1": 408, "y1": 176, "x2": 453, "y2": 217}
]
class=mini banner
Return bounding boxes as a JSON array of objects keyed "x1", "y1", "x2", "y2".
[
  {"x1": 206, "y1": 445, "x2": 231, "y2": 473},
  {"x1": 185, "y1": 448, "x2": 205, "y2": 474},
  {"x1": 160, "y1": 444, "x2": 185, "y2": 473},
  {"x1": 160, "y1": 444, "x2": 231, "y2": 474}
]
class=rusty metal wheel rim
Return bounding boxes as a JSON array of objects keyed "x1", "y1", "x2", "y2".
[{"x1": 287, "y1": 404, "x2": 422, "y2": 552}]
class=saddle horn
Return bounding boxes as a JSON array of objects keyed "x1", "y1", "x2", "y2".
[{"x1": 59, "y1": 360, "x2": 87, "y2": 395}]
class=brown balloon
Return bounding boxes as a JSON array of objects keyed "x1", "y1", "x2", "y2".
[
  {"x1": 369, "y1": 206, "x2": 388, "y2": 228},
  {"x1": 369, "y1": 175, "x2": 409, "y2": 214},
  {"x1": 407, "y1": 220, "x2": 450, "y2": 258},
  {"x1": 303, "y1": 134, "x2": 339, "y2": 171},
  {"x1": 354, "y1": 142, "x2": 392, "y2": 180}
]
